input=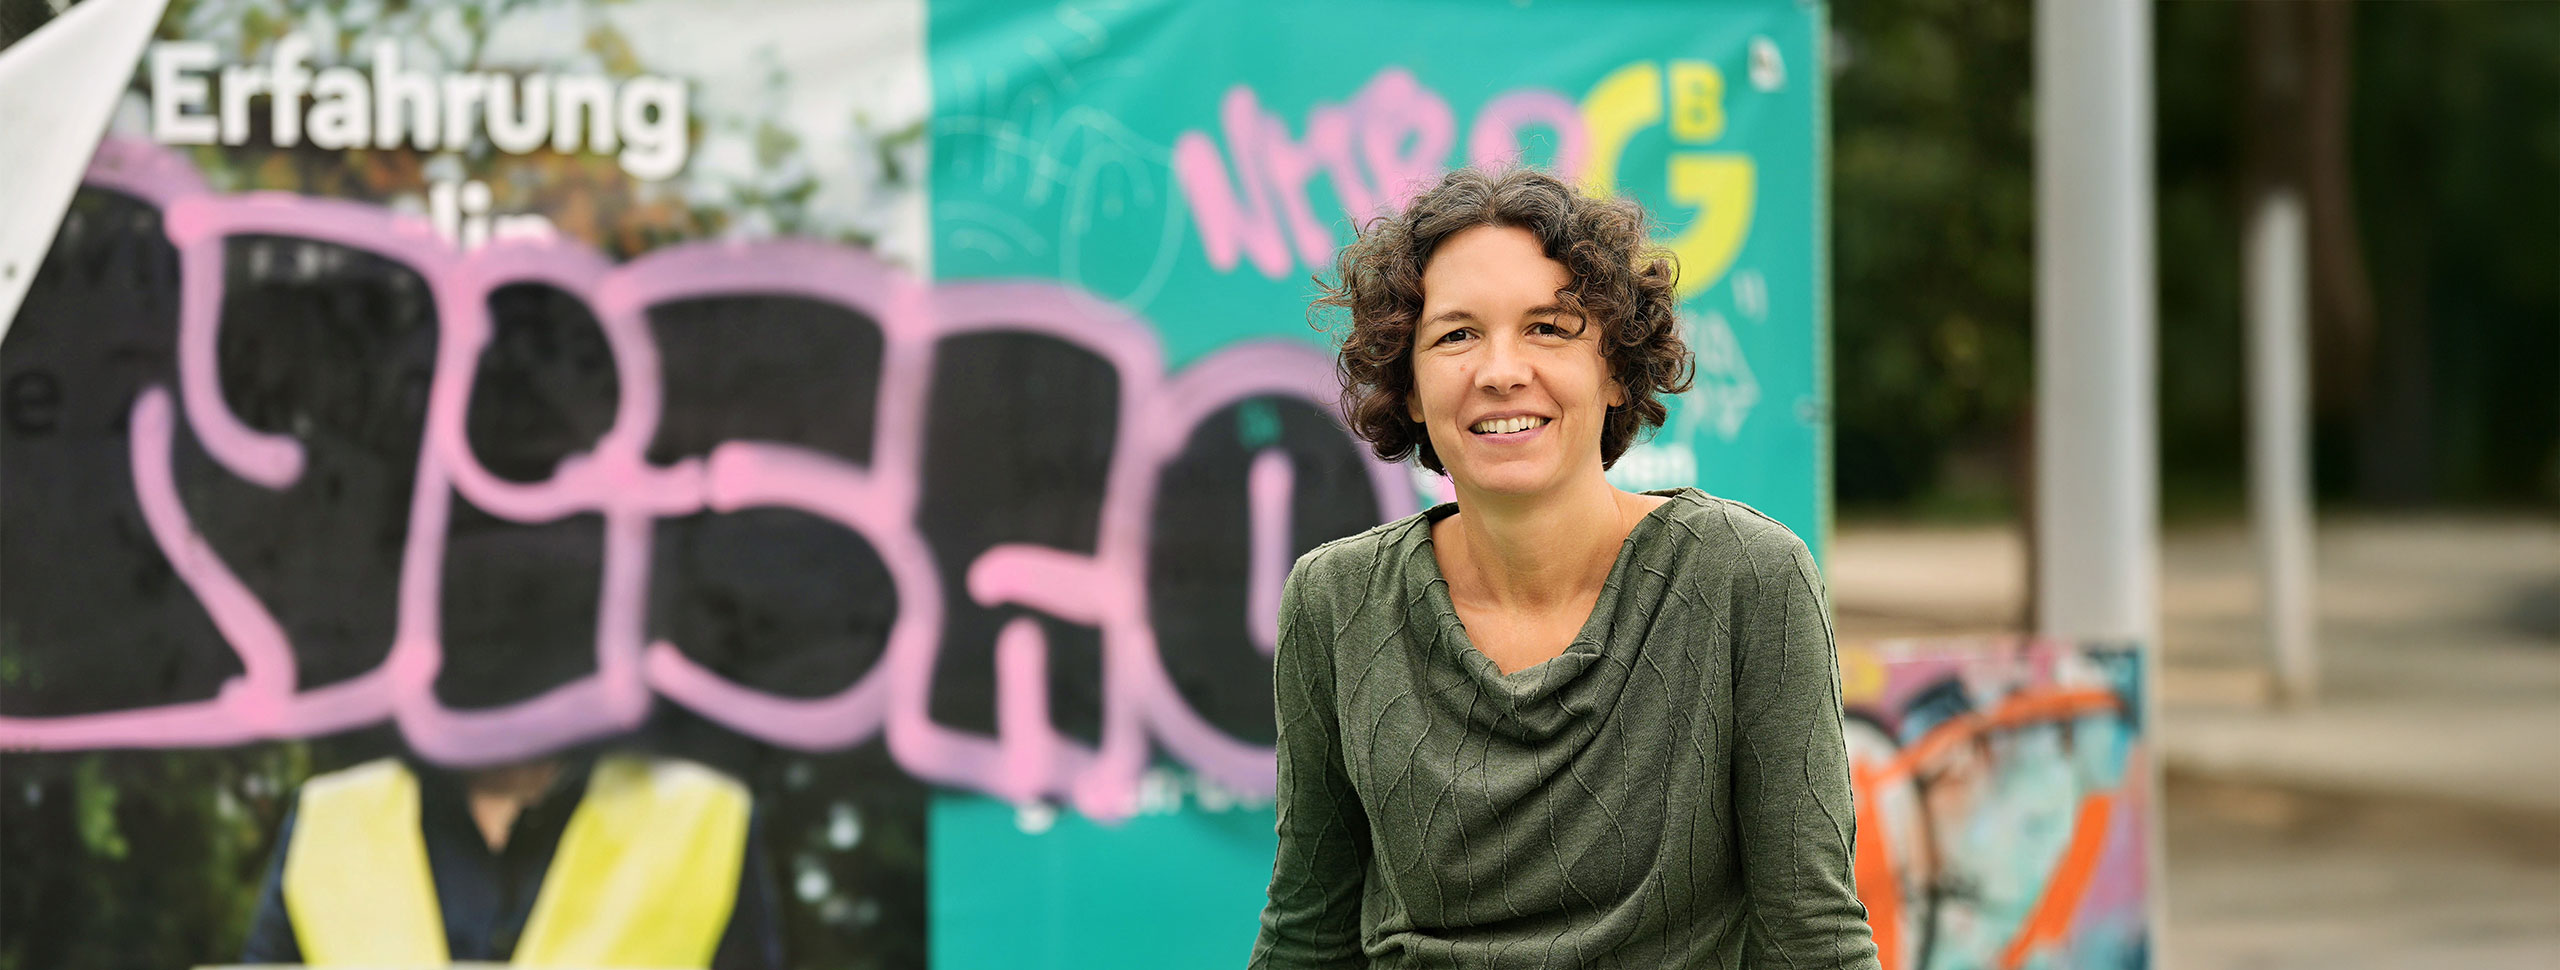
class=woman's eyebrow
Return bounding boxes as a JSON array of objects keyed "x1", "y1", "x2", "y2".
[{"x1": 1429, "y1": 305, "x2": 1568, "y2": 323}]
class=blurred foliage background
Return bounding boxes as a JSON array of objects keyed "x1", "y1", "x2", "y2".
[
  {"x1": 1833, "y1": 0, "x2": 2559, "y2": 520},
  {"x1": 0, "y1": 747, "x2": 310, "y2": 970},
  {"x1": 1830, "y1": 0, "x2": 2035, "y2": 518}
]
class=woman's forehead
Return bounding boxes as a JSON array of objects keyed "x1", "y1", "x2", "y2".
[{"x1": 1421, "y1": 227, "x2": 1573, "y2": 311}]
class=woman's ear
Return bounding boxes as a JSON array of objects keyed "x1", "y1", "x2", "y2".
[{"x1": 1606, "y1": 379, "x2": 1628, "y2": 409}]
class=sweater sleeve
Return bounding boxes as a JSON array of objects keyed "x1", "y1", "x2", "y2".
[
  {"x1": 1731, "y1": 531, "x2": 1881, "y2": 970},
  {"x1": 1247, "y1": 554, "x2": 1372, "y2": 969}
]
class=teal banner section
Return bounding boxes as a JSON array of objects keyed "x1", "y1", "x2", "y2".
[
  {"x1": 924, "y1": 2, "x2": 1826, "y2": 966},
  {"x1": 929, "y1": 0, "x2": 1828, "y2": 549},
  {"x1": 930, "y1": 788, "x2": 1281, "y2": 969}
]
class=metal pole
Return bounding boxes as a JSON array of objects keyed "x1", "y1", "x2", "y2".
[
  {"x1": 2246, "y1": 189, "x2": 2317, "y2": 705},
  {"x1": 2034, "y1": 0, "x2": 2158, "y2": 646}
]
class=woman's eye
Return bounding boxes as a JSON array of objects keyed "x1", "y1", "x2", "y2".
[
  {"x1": 1436, "y1": 329, "x2": 1473, "y2": 344},
  {"x1": 1531, "y1": 322, "x2": 1567, "y2": 336}
]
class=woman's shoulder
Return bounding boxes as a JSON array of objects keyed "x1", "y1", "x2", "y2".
[
  {"x1": 1276, "y1": 508, "x2": 1434, "y2": 655},
  {"x1": 1647, "y1": 488, "x2": 1817, "y2": 575},
  {"x1": 1288, "y1": 506, "x2": 1434, "y2": 590}
]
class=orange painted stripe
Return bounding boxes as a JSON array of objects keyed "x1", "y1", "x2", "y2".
[
  {"x1": 1850, "y1": 763, "x2": 1904, "y2": 970},
  {"x1": 1983, "y1": 687, "x2": 2124, "y2": 733},
  {"x1": 1864, "y1": 687, "x2": 2125, "y2": 788},
  {"x1": 1998, "y1": 791, "x2": 2118, "y2": 970}
]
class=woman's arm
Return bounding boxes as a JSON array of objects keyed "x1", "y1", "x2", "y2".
[
  {"x1": 1732, "y1": 532, "x2": 1881, "y2": 969},
  {"x1": 1246, "y1": 559, "x2": 1371, "y2": 969}
]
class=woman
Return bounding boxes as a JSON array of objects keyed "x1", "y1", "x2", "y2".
[{"x1": 1250, "y1": 167, "x2": 1878, "y2": 969}]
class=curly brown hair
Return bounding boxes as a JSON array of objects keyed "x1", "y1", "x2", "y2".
[{"x1": 1314, "y1": 167, "x2": 1693, "y2": 474}]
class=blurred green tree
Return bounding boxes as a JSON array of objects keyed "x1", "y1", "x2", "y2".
[
  {"x1": 0, "y1": 746, "x2": 314, "y2": 970},
  {"x1": 1829, "y1": 0, "x2": 2035, "y2": 516},
  {"x1": 1832, "y1": 0, "x2": 2559, "y2": 517}
]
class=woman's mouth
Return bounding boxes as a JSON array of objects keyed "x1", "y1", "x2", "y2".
[{"x1": 1468, "y1": 416, "x2": 1551, "y2": 436}]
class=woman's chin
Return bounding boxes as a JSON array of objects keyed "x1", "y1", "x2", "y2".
[{"x1": 1449, "y1": 465, "x2": 1571, "y2": 500}]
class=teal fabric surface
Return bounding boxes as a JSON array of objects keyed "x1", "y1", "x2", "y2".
[{"x1": 1251, "y1": 487, "x2": 1878, "y2": 969}]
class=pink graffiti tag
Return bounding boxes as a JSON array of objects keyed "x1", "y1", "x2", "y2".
[
  {"x1": 1174, "y1": 69, "x2": 1584, "y2": 280},
  {"x1": 0, "y1": 139, "x2": 1416, "y2": 820}
]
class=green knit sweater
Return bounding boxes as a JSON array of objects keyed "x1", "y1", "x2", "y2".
[{"x1": 1249, "y1": 488, "x2": 1880, "y2": 969}]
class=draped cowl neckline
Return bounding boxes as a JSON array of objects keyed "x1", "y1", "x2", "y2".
[{"x1": 1405, "y1": 488, "x2": 1690, "y2": 743}]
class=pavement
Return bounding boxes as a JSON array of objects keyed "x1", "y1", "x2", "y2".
[{"x1": 1828, "y1": 512, "x2": 2560, "y2": 968}]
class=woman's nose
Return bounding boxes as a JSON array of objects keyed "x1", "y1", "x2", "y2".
[{"x1": 1476, "y1": 336, "x2": 1530, "y2": 393}]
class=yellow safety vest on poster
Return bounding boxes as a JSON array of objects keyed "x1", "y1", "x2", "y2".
[{"x1": 282, "y1": 756, "x2": 749, "y2": 968}]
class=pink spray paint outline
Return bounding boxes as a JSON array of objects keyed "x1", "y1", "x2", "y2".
[
  {"x1": 0, "y1": 139, "x2": 1418, "y2": 818},
  {"x1": 1171, "y1": 69, "x2": 1585, "y2": 281}
]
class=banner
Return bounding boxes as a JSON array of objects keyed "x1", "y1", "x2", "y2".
[{"x1": 0, "y1": 1, "x2": 1828, "y2": 967}]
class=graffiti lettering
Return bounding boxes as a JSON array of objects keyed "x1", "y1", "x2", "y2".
[
  {"x1": 1577, "y1": 59, "x2": 1758, "y2": 299},
  {"x1": 1172, "y1": 69, "x2": 1582, "y2": 279},
  {"x1": 1171, "y1": 60, "x2": 1764, "y2": 297},
  {"x1": 0, "y1": 139, "x2": 1415, "y2": 820}
]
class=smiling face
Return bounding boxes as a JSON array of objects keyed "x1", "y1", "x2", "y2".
[{"x1": 1408, "y1": 224, "x2": 1624, "y2": 500}]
